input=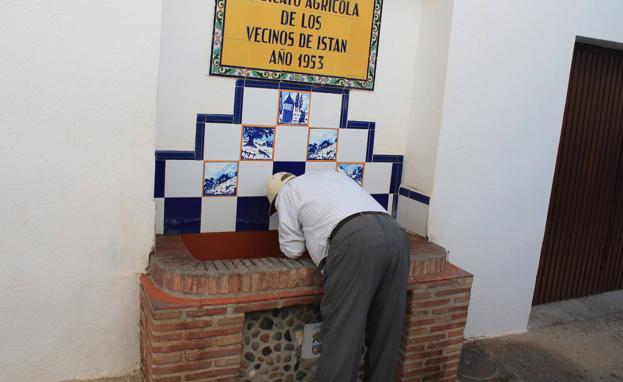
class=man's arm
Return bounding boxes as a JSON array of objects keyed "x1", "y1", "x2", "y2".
[{"x1": 276, "y1": 192, "x2": 306, "y2": 258}]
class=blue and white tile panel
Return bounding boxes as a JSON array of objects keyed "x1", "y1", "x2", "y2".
[
  {"x1": 396, "y1": 185, "x2": 431, "y2": 238},
  {"x1": 154, "y1": 80, "x2": 404, "y2": 234}
]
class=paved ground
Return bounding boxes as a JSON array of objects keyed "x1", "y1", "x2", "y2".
[{"x1": 458, "y1": 290, "x2": 623, "y2": 382}]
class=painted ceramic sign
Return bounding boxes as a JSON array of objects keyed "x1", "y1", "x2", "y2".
[{"x1": 210, "y1": 0, "x2": 383, "y2": 90}]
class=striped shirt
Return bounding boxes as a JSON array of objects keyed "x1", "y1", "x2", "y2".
[{"x1": 275, "y1": 171, "x2": 388, "y2": 266}]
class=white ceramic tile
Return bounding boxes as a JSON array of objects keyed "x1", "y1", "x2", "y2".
[
  {"x1": 407, "y1": 198, "x2": 429, "y2": 237},
  {"x1": 164, "y1": 160, "x2": 203, "y2": 197},
  {"x1": 242, "y1": 87, "x2": 279, "y2": 125},
  {"x1": 305, "y1": 162, "x2": 337, "y2": 173},
  {"x1": 387, "y1": 195, "x2": 394, "y2": 217},
  {"x1": 203, "y1": 124, "x2": 242, "y2": 160},
  {"x1": 269, "y1": 213, "x2": 279, "y2": 230},
  {"x1": 309, "y1": 92, "x2": 342, "y2": 128},
  {"x1": 337, "y1": 129, "x2": 368, "y2": 162},
  {"x1": 363, "y1": 162, "x2": 393, "y2": 194},
  {"x1": 201, "y1": 197, "x2": 237, "y2": 232},
  {"x1": 237, "y1": 161, "x2": 274, "y2": 196},
  {"x1": 155, "y1": 198, "x2": 164, "y2": 234},
  {"x1": 274, "y1": 126, "x2": 308, "y2": 161}
]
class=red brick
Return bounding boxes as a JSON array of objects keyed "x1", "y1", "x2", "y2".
[
  {"x1": 185, "y1": 326, "x2": 241, "y2": 340},
  {"x1": 427, "y1": 338, "x2": 464, "y2": 350},
  {"x1": 185, "y1": 345, "x2": 241, "y2": 361},
  {"x1": 152, "y1": 338, "x2": 215, "y2": 353},
  {"x1": 233, "y1": 300, "x2": 279, "y2": 313},
  {"x1": 152, "y1": 360, "x2": 212, "y2": 375},
  {"x1": 429, "y1": 322, "x2": 467, "y2": 333},
  {"x1": 447, "y1": 329, "x2": 465, "y2": 338},
  {"x1": 153, "y1": 310, "x2": 182, "y2": 320},
  {"x1": 152, "y1": 352, "x2": 182, "y2": 365},
  {"x1": 216, "y1": 315, "x2": 244, "y2": 326},
  {"x1": 412, "y1": 299, "x2": 451, "y2": 308},
  {"x1": 215, "y1": 356, "x2": 241, "y2": 367},
  {"x1": 435, "y1": 287, "x2": 472, "y2": 297},
  {"x1": 184, "y1": 366, "x2": 239, "y2": 381},
  {"x1": 152, "y1": 319, "x2": 213, "y2": 332},
  {"x1": 152, "y1": 376, "x2": 181, "y2": 382},
  {"x1": 409, "y1": 333, "x2": 446, "y2": 345},
  {"x1": 150, "y1": 332, "x2": 183, "y2": 343},
  {"x1": 451, "y1": 312, "x2": 468, "y2": 320},
  {"x1": 216, "y1": 334, "x2": 242, "y2": 346},
  {"x1": 185, "y1": 307, "x2": 228, "y2": 318}
]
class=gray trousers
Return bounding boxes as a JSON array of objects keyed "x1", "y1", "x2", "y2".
[{"x1": 316, "y1": 213, "x2": 410, "y2": 382}]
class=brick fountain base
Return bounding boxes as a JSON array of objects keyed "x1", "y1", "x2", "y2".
[{"x1": 140, "y1": 234, "x2": 472, "y2": 382}]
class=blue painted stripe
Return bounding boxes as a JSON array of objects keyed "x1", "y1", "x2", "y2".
[
  {"x1": 196, "y1": 114, "x2": 206, "y2": 123},
  {"x1": 372, "y1": 154, "x2": 404, "y2": 163},
  {"x1": 155, "y1": 151, "x2": 195, "y2": 160},
  {"x1": 398, "y1": 186, "x2": 431, "y2": 205}
]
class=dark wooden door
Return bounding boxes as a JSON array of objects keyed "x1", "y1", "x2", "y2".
[{"x1": 533, "y1": 42, "x2": 623, "y2": 305}]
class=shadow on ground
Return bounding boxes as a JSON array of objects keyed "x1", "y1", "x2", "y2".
[{"x1": 458, "y1": 290, "x2": 623, "y2": 382}]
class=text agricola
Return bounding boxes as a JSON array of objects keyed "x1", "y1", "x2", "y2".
[{"x1": 261, "y1": 0, "x2": 360, "y2": 17}]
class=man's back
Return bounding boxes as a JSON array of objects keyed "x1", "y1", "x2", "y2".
[{"x1": 275, "y1": 171, "x2": 387, "y2": 265}]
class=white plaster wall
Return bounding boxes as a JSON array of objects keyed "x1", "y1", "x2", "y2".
[
  {"x1": 401, "y1": 0, "x2": 453, "y2": 195},
  {"x1": 156, "y1": 0, "x2": 422, "y2": 155},
  {"x1": 428, "y1": 0, "x2": 623, "y2": 338},
  {"x1": 0, "y1": 1, "x2": 162, "y2": 380}
]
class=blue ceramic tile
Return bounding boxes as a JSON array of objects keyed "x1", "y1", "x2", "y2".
[
  {"x1": 371, "y1": 193, "x2": 389, "y2": 210},
  {"x1": 373, "y1": 154, "x2": 404, "y2": 163},
  {"x1": 155, "y1": 150, "x2": 195, "y2": 160},
  {"x1": 244, "y1": 79, "x2": 280, "y2": 89},
  {"x1": 366, "y1": 127, "x2": 375, "y2": 162},
  {"x1": 196, "y1": 114, "x2": 206, "y2": 123},
  {"x1": 308, "y1": 129, "x2": 338, "y2": 160},
  {"x1": 398, "y1": 186, "x2": 431, "y2": 205},
  {"x1": 279, "y1": 82, "x2": 313, "y2": 92},
  {"x1": 273, "y1": 161, "x2": 306, "y2": 176},
  {"x1": 204, "y1": 162, "x2": 238, "y2": 196},
  {"x1": 411, "y1": 190, "x2": 431, "y2": 205},
  {"x1": 340, "y1": 91, "x2": 350, "y2": 128},
  {"x1": 206, "y1": 114, "x2": 235, "y2": 124},
  {"x1": 392, "y1": 193, "x2": 398, "y2": 218},
  {"x1": 279, "y1": 91, "x2": 310, "y2": 125},
  {"x1": 195, "y1": 123, "x2": 205, "y2": 160},
  {"x1": 154, "y1": 159, "x2": 165, "y2": 198},
  {"x1": 241, "y1": 127, "x2": 274, "y2": 160},
  {"x1": 233, "y1": 86, "x2": 244, "y2": 124},
  {"x1": 338, "y1": 163, "x2": 364, "y2": 185},
  {"x1": 236, "y1": 197, "x2": 270, "y2": 231},
  {"x1": 164, "y1": 197, "x2": 201, "y2": 234},
  {"x1": 345, "y1": 120, "x2": 370, "y2": 129},
  {"x1": 390, "y1": 162, "x2": 402, "y2": 194}
]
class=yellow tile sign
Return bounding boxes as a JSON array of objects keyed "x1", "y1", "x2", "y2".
[{"x1": 210, "y1": 0, "x2": 383, "y2": 90}]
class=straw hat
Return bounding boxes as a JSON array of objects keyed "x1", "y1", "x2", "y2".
[{"x1": 266, "y1": 172, "x2": 296, "y2": 215}]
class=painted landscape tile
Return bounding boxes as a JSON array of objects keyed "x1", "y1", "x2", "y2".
[
  {"x1": 241, "y1": 126, "x2": 274, "y2": 160},
  {"x1": 278, "y1": 91, "x2": 310, "y2": 125},
  {"x1": 308, "y1": 128, "x2": 338, "y2": 160},
  {"x1": 204, "y1": 162, "x2": 238, "y2": 196},
  {"x1": 338, "y1": 163, "x2": 364, "y2": 185}
]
